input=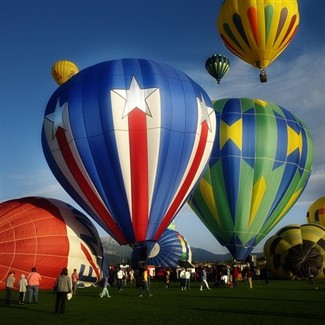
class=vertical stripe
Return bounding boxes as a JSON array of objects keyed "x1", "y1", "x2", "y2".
[
  {"x1": 55, "y1": 128, "x2": 126, "y2": 243},
  {"x1": 128, "y1": 109, "x2": 149, "y2": 242}
]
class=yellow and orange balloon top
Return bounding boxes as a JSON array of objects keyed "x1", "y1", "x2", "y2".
[
  {"x1": 51, "y1": 60, "x2": 79, "y2": 85},
  {"x1": 217, "y1": 0, "x2": 300, "y2": 69}
]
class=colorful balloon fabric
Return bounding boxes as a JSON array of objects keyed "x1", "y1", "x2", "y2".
[
  {"x1": 205, "y1": 54, "x2": 230, "y2": 84},
  {"x1": 189, "y1": 98, "x2": 314, "y2": 260},
  {"x1": 145, "y1": 229, "x2": 192, "y2": 268},
  {"x1": 217, "y1": 0, "x2": 300, "y2": 70},
  {"x1": 0, "y1": 197, "x2": 103, "y2": 290},
  {"x1": 307, "y1": 196, "x2": 325, "y2": 227},
  {"x1": 264, "y1": 224, "x2": 325, "y2": 279},
  {"x1": 42, "y1": 58, "x2": 216, "y2": 261},
  {"x1": 51, "y1": 60, "x2": 79, "y2": 85}
]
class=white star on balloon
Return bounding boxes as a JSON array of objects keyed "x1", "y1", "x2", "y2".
[
  {"x1": 45, "y1": 99, "x2": 68, "y2": 139},
  {"x1": 111, "y1": 76, "x2": 158, "y2": 118},
  {"x1": 197, "y1": 95, "x2": 214, "y2": 131}
]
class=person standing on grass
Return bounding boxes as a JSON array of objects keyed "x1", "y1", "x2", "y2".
[
  {"x1": 247, "y1": 268, "x2": 253, "y2": 289},
  {"x1": 54, "y1": 267, "x2": 72, "y2": 314},
  {"x1": 5, "y1": 271, "x2": 15, "y2": 305},
  {"x1": 165, "y1": 268, "x2": 171, "y2": 288},
  {"x1": 116, "y1": 267, "x2": 125, "y2": 292},
  {"x1": 27, "y1": 267, "x2": 41, "y2": 303},
  {"x1": 18, "y1": 274, "x2": 28, "y2": 304},
  {"x1": 179, "y1": 268, "x2": 187, "y2": 290},
  {"x1": 71, "y1": 269, "x2": 79, "y2": 295},
  {"x1": 233, "y1": 267, "x2": 239, "y2": 288}
]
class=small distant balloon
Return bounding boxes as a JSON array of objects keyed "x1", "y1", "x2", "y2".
[
  {"x1": 51, "y1": 60, "x2": 79, "y2": 85},
  {"x1": 205, "y1": 54, "x2": 230, "y2": 84},
  {"x1": 307, "y1": 196, "x2": 325, "y2": 227}
]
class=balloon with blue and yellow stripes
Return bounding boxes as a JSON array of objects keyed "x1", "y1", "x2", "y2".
[{"x1": 188, "y1": 98, "x2": 314, "y2": 260}]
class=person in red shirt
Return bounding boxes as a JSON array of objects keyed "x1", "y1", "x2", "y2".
[{"x1": 71, "y1": 269, "x2": 79, "y2": 295}]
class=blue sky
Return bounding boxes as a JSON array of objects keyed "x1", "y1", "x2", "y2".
[{"x1": 1, "y1": 0, "x2": 324, "y2": 254}]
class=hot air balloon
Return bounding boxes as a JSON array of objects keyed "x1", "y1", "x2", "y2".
[
  {"x1": 51, "y1": 60, "x2": 79, "y2": 85},
  {"x1": 0, "y1": 197, "x2": 103, "y2": 290},
  {"x1": 189, "y1": 98, "x2": 314, "y2": 261},
  {"x1": 217, "y1": 0, "x2": 300, "y2": 82},
  {"x1": 205, "y1": 54, "x2": 230, "y2": 84},
  {"x1": 144, "y1": 229, "x2": 192, "y2": 268},
  {"x1": 264, "y1": 224, "x2": 325, "y2": 280},
  {"x1": 307, "y1": 196, "x2": 325, "y2": 227},
  {"x1": 42, "y1": 58, "x2": 216, "y2": 264}
]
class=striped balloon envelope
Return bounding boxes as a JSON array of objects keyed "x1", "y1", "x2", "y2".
[
  {"x1": 189, "y1": 98, "x2": 314, "y2": 261},
  {"x1": 264, "y1": 224, "x2": 325, "y2": 279},
  {"x1": 145, "y1": 229, "x2": 192, "y2": 268},
  {"x1": 42, "y1": 58, "x2": 216, "y2": 262},
  {"x1": 0, "y1": 197, "x2": 103, "y2": 290}
]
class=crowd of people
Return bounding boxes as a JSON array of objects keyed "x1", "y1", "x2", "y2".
[{"x1": 5, "y1": 261, "x2": 317, "y2": 314}]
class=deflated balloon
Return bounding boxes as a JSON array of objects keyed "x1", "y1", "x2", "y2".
[
  {"x1": 189, "y1": 98, "x2": 314, "y2": 260},
  {"x1": 217, "y1": 0, "x2": 300, "y2": 80},
  {"x1": 0, "y1": 197, "x2": 102, "y2": 290},
  {"x1": 205, "y1": 54, "x2": 230, "y2": 84},
  {"x1": 264, "y1": 224, "x2": 325, "y2": 279},
  {"x1": 42, "y1": 58, "x2": 216, "y2": 262},
  {"x1": 307, "y1": 196, "x2": 325, "y2": 227},
  {"x1": 51, "y1": 60, "x2": 79, "y2": 85}
]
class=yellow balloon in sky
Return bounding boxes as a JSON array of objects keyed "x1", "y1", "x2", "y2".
[
  {"x1": 307, "y1": 196, "x2": 325, "y2": 227},
  {"x1": 217, "y1": 0, "x2": 300, "y2": 78},
  {"x1": 51, "y1": 60, "x2": 79, "y2": 85}
]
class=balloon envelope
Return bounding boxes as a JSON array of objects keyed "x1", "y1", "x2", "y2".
[
  {"x1": 264, "y1": 224, "x2": 325, "y2": 279},
  {"x1": 144, "y1": 229, "x2": 192, "y2": 268},
  {"x1": 307, "y1": 196, "x2": 325, "y2": 227},
  {"x1": 51, "y1": 60, "x2": 79, "y2": 85},
  {"x1": 205, "y1": 54, "x2": 230, "y2": 84},
  {"x1": 189, "y1": 98, "x2": 314, "y2": 260},
  {"x1": 0, "y1": 197, "x2": 103, "y2": 290},
  {"x1": 42, "y1": 58, "x2": 216, "y2": 261},
  {"x1": 217, "y1": 0, "x2": 300, "y2": 70}
]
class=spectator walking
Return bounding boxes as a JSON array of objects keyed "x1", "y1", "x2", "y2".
[
  {"x1": 99, "y1": 276, "x2": 111, "y2": 298},
  {"x1": 18, "y1": 274, "x2": 28, "y2": 304},
  {"x1": 27, "y1": 267, "x2": 41, "y2": 303},
  {"x1": 139, "y1": 265, "x2": 153, "y2": 297},
  {"x1": 199, "y1": 267, "x2": 211, "y2": 291},
  {"x1": 54, "y1": 267, "x2": 72, "y2": 314}
]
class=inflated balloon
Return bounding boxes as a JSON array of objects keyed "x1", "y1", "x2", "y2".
[
  {"x1": 217, "y1": 0, "x2": 300, "y2": 81},
  {"x1": 264, "y1": 224, "x2": 325, "y2": 279},
  {"x1": 205, "y1": 54, "x2": 230, "y2": 84},
  {"x1": 144, "y1": 229, "x2": 192, "y2": 268},
  {"x1": 189, "y1": 98, "x2": 314, "y2": 260},
  {"x1": 42, "y1": 58, "x2": 216, "y2": 262},
  {"x1": 51, "y1": 60, "x2": 79, "y2": 85},
  {"x1": 307, "y1": 196, "x2": 325, "y2": 227},
  {"x1": 0, "y1": 197, "x2": 103, "y2": 290}
]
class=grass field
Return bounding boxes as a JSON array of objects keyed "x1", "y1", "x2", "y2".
[{"x1": 1, "y1": 279, "x2": 325, "y2": 325}]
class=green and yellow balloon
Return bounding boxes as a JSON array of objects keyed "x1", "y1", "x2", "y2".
[{"x1": 189, "y1": 98, "x2": 314, "y2": 260}]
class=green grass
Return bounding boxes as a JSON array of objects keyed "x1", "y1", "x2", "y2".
[{"x1": 1, "y1": 279, "x2": 325, "y2": 325}]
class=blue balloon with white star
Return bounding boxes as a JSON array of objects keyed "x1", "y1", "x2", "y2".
[{"x1": 42, "y1": 58, "x2": 216, "y2": 263}]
